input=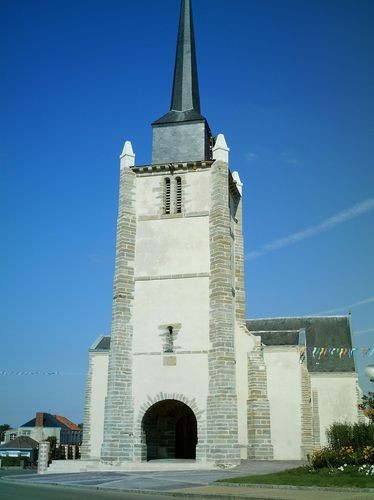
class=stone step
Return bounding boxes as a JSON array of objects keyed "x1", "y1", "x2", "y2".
[{"x1": 47, "y1": 458, "x2": 217, "y2": 474}]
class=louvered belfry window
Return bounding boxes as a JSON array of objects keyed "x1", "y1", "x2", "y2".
[
  {"x1": 164, "y1": 177, "x2": 171, "y2": 214},
  {"x1": 175, "y1": 177, "x2": 182, "y2": 213},
  {"x1": 163, "y1": 176, "x2": 183, "y2": 214}
]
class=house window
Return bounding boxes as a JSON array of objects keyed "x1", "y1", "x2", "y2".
[
  {"x1": 164, "y1": 177, "x2": 171, "y2": 214},
  {"x1": 175, "y1": 177, "x2": 182, "y2": 213},
  {"x1": 9, "y1": 433, "x2": 16, "y2": 440}
]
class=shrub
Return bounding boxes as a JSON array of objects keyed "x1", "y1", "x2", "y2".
[
  {"x1": 311, "y1": 448, "x2": 343, "y2": 469},
  {"x1": 360, "y1": 446, "x2": 374, "y2": 464},
  {"x1": 327, "y1": 422, "x2": 374, "y2": 452},
  {"x1": 0, "y1": 456, "x2": 26, "y2": 467},
  {"x1": 352, "y1": 422, "x2": 374, "y2": 450},
  {"x1": 327, "y1": 423, "x2": 353, "y2": 450}
]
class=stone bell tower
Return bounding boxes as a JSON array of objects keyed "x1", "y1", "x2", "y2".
[
  {"x1": 77, "y1": 1, "x2": 361, "y2": 469},
  {"x1": 98, "y1": 0, "x2": 245, "y2": 465}
]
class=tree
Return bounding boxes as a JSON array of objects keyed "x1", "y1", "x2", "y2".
[
  {"x1": 358, "y1": 391, "x2": 374, "y2": 423},
  {"x1": 46, "y1": 435, "x2": 57, "y2": 461},
  {"x1": 0, "y1": 424, "x2": 11, "y2": 442}
]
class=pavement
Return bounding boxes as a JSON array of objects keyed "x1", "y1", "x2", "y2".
[{"x1": 2, "y1": 461, "x2": 374, "y2": 499}]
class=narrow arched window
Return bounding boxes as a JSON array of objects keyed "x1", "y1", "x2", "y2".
[
  {"x1": 175, "y1": 177, "x2": 182, "y2": 213},
  {"x1": 164, "y1": 177, "x2": 171, "y2": 214}
]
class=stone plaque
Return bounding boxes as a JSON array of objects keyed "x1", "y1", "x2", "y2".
[{"x1": 163, "y1": 356, "x2": 176, "y2": 366}]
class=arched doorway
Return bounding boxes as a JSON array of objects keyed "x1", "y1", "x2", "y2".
[{"x1": 142, "y1": 399, "x2": 197, "y2": 460}]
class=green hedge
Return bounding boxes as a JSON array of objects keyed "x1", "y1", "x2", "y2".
[
  {"x1": 327, "y1": 422, "x2": 374, "y2": 451},
  {"x1": 0, "y1": 456, "x2": 26, "y2": 467}
]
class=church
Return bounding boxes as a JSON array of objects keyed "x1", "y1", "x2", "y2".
[{"x1": 78, "y1": 0, "x2": 362, "y2": 468}]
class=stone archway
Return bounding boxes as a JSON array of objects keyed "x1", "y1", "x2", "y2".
[{"x1": 142, "y1": 399, "x2": 197, "y2": 460}]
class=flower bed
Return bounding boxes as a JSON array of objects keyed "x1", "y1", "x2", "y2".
[{"x1": 311, "y1": 422, "x2": 374, "y2": 470}]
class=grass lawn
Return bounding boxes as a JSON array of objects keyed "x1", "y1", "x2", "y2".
[{"x1": 219, "y1": 466, "x2": 374, "y2": 488}]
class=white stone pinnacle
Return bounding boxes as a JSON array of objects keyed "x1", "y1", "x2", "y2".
[
  {"x1": 212, "y1": 133, "x2": 230, "y2": 163},
  {"x1": 120, "y1": 140, "x2": 135, "y2": 169},
  {"x1": 232, "y1": 171, "x2": 243, "y2": 195}
]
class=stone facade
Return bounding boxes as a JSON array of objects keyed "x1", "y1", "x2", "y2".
[{"x1": 83, "y1": 145, "x2": 276, "y2": 465}]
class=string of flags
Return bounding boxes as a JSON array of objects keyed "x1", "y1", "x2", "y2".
[
  {"x1": 1, "y1": 347, "x2": 373, "y2": 374},
  {"x1": 0, "y1": 371, "x2": 60, "y2": 376},
  {"x1": 0, "y1": 371, "x2": 84, "y2": 376},
  {"x1": 298, "y1": 346, "x2": 374, "y2": 362}
]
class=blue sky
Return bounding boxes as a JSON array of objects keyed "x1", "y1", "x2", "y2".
[{"x1": 1, "y1": 0, "x2": 373, "y2": 426}]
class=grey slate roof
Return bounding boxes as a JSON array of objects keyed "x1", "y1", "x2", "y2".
[
  {"x1": 0, "y1": 436, "x2": 39, "y2": 449},
  {"x1": 246, "y1": 316, "x2": 355, "y2": 373},
  {"x1": 90, "y1": 335, "x2": 111, "y2": 351},
  {"x1": 153, "y1": 109, "x2": 207, "y2": 125},
  {"x1": 256, "y1": 330, "x2": 300, "y2": 346}
]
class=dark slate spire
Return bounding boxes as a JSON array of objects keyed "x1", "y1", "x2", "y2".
[
  {"x1": 171, "y1": 0, "x2": 200, "y2": 113},
  {"x1": 153, "y1": 0, "x2": 206, "y2": 125},
  {"x1": 151, "y1": 0, "x2": 212, "y2": 164}
]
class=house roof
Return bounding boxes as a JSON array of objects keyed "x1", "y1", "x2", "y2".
[
  {"x1": 246, "y1": 316, "x2": 355, "y2": 373},
  {"x1": 21, "y1": 413, "x2": 81, "y2": 431},
  {"x1": 0, "y1": 436, "x2": 39, "y2": 449},
  {"x1": 54, "y1": 415, "x2": 81, "y2": 431}
]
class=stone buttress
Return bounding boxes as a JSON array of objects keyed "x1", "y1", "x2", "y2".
[{"x1": 101, "y1": 144, "x2": 136, "y2": 462}]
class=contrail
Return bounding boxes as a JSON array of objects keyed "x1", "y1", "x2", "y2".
[
  {"x1": 246, "y1": 198, "x2": 374, "y2": 260},
  {"x1": 354, "y1": 327, "x2": 374, "y2": 335},
  {"x1": 308, "y1": 297, "x2": 374, "y2": 316}
]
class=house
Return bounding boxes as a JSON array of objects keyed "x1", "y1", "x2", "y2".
[
  {"x1": 0, "y1": 435, "x2": 38, "y2": 463},
  {"x1": 4, "y1": 412, "x2": 82, "y2": 445}
]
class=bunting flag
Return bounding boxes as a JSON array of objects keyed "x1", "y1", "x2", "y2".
[
  {"x1": 0, "y1": 371, "x2": 84, "y2": 376},
  {"x1": 0, "y1": 371, "x2": 60, "y2": 376},
  {"x1": 297, "y1": 346, "x2": 374, "y2": 361},
  {"x1": 3, "y1": 346, "x2": 374, "y2": 373}
]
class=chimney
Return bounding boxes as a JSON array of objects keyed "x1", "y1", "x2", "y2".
[{"x1": 35, "y1": 412, "x2": 44, "y2": 427}]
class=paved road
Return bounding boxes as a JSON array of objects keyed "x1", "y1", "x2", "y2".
[
  {"x1": 0, "y1": 469, "x2": 173, "y2": 499},
  {"x1": 0, "y1": 481, "x2": 176, "y2": 500},
  {"x1": 2, "y1": 461, "x2": 304, "y2": 492},
  {"x1": 3, "y1": 461, "x2": 373, "y2": 499}
]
